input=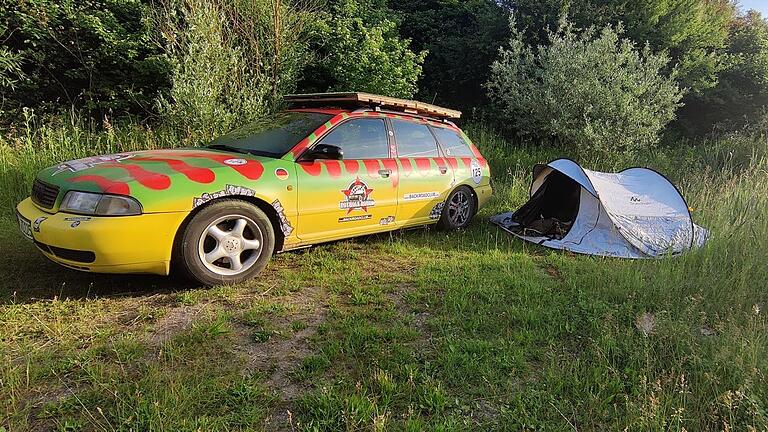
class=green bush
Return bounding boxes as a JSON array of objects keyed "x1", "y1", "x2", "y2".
[
  {"x1": 0, "y1": 0, "x2": 169, "y2": 117},
  {"x1": 486, "y1": 20, "x2": 684, "y2": 156},
  {"x1": 156, "y1": 0, "x2": 314, "y2": 137},
  {"x1": 303, "y1": 0, "x2": 425, "y2": 99}
]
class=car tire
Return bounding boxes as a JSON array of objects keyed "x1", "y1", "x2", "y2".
[
  {"x1": 438, "y1": 186, "x2": 477, "y2": 230},
  {"x1": 177, "y1": 199, "x2": 275, "y2": 286}
]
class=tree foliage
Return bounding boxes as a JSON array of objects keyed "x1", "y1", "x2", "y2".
[
  {"x1": 681, "y1": 10, "x2": 768, "y2": 132},
  {"x1": 301, "y1": 0, "x2": 425, "y2": 99},
  {"x1": 388, "y1": 0, "x2": 510, "y2": 111},
  {"x1": 156, "y1": 0, "x2": 314, "y2": 135},
  {"x1": 487, "y1": 21, "x2": 684, "y2": 155},
  {"x1": 0, "y1": 0, "x2": 169, "y2": 116}
]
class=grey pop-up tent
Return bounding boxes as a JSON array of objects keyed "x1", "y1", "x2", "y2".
[{"x1": 491, "y1": 159, "x2": 709, "y2": 258}]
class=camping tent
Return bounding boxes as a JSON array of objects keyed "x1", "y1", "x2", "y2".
[{"x1": 490, "y1": 159, "x2": 709, "y2": 258}]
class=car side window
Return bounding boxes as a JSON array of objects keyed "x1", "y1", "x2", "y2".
[
  {"x1": 432, "y1": 126, "x2": 475, "y2": 157},
  {"x1": 392, "y1": 119, "x2": 439, "y2": 158},
  {"x1": 317, "y1": 118, "x2": 389, "y2": 159}
]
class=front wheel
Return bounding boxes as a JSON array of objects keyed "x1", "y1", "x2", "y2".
[
  {"x1": 438, "y1": 186, "x2": 476, "y2": 230},
  {"x1": 178, "y1": 200, "x2": 275, "y2": 286}
]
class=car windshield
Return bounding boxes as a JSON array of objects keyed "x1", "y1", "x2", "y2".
[{"x1": 207, "y1": 111, "x2": 333, "y2": 158}]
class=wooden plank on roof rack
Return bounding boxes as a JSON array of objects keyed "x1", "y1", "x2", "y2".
[{"x1": 284, "y1": 92, "x2": 462, "y2": 119}]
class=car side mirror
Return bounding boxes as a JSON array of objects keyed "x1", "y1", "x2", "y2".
[{"x1": 303, "y1": 144, "x2": 343, "y2": 161}]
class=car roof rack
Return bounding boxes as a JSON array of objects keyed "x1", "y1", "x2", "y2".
[{"x1": 284, "y1": 92, "x2": 461, "y2": 120}]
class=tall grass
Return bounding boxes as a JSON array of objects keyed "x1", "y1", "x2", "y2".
[{"x1": 0, "y1": 112, "x2": 204, "y2": 217}]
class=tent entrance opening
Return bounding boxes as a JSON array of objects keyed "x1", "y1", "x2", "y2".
[{"x1": 511, "y1": 170, "x2": 581, "y2": 240}]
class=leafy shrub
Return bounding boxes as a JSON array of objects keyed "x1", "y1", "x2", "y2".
[
  {"x1": 499, "y1": 0, "x2": 735, "y2": 95},
  {"x1": 303, "y1": 0, "x2": 425, "y2": 99},
  {"x1": 0, "y1": 0, "x2": 169, "y2": 117},
  {"x1": 486, "y1": 20, "x2": 684, "y2": 156},
  {"x1": 156, "y1": 0, "x2": 314, "y2": 136}
]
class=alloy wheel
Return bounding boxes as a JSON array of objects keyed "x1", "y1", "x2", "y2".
[{"x1": 197, "y1": 215, "x2": 263, "y2": 276}]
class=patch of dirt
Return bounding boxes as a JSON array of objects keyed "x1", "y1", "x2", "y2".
[
  {"x1": 386, "y1": 284, "x2": 431, "y2": 340},
  {"x1": 147, "y1": 303, "x2": 209, "y2": 344},
  {"x1": 540, "y1": 263, "x2": 564, "y2": 282},
  {"x1": 230, "y1": 285, "x2": 329, "y2": 431}
]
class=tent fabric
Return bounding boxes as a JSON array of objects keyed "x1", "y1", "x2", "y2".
[{"x1": 491, "y1": 159, "x2": 709, "y2": 258}]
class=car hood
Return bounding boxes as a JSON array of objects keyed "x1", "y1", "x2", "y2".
[{"x1": 36, "y1": 148, "x2": 287, "y2": 213}]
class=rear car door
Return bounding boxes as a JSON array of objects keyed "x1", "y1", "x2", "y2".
[
  {"x1": 391, "y1": 118, "x2": 454, "y2": 224},
  {"x1": 296, "y1": 117, "x2": 399, "y2": 241},
  {"x1": 431, "y1": 125, "x2": 483, "y2": 186}
]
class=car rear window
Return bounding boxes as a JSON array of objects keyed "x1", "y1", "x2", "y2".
[
  {"x1": 208, "y1": 111, "x2": 333, "y2": 158},
  {"x1": 432, "y1": 126, "x2": 475, "y2": 157},
  {"x1": 392, "y1": 119, "x2": 439, "y2": 158}
]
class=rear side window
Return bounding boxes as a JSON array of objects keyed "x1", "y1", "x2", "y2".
[
  {"x1": 432, "y1": 127, "x2": 475, "y2": 157},
  {"x1": 318, "y1": 118, "x2": 389, "y2": 159},
  {"x1": 392, "y1": 119, "x2": 439, "y2": 158}
]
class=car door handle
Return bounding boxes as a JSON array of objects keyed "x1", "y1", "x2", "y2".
[
  {"x1": 378, "y1": 169, "x2": 392, "y2": 178},
  {"x1": 439, "y1": 166, "x2": 448, "y2": 174}
]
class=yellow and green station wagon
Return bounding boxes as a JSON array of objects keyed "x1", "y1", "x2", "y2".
[{"x1": 16, "y1": 93, "x2": 492, "y2": 285}]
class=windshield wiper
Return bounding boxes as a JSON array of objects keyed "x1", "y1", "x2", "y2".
[{"x1": 207, "y1": 144, "x2": 278, "y2": 158}]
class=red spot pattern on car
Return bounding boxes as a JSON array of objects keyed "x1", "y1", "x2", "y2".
[
  {"x1": 446, "y1": 157, "x2": 459, "y2": 170},
  {"x1": 364, "y1": 159, "x2": 381, "y2": 178},
  {"x1": 324, "y1": 160, "x2": 343, "y2": 178},
  {"x1": 299, "y1": 162, "x2": 323, "y2": 176},
  {"x1": 174, "y1": 152, "x2": 264, "y2": 180},
  {"x1": 343, "y1": 160, "x2": 360, "y2": 175},
  {"x1": 461, "y1": 157, "x2": 473, "y2": 169},
  {"x1": 106, "y1": 164, "x2": 171, "y2": 190},
  {"x1": 414, "y1": 158, "x2": 432, "y2": 174},
  {"x1": 399, "y1": 158, "x2": 412, "y2": 175},
  {"x1": 382, "y1": 159, "x2": 399, "y2": 187},
  {"x1": 69, "y1": 175, "x2": 130, "y2": 195},
  {"x1": 133, "y1": 157, "x2": 215, "y2": 184}
]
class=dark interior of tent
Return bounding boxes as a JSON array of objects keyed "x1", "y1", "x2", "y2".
[{"x1": 511, "y1": 170, "x2": 581, "y2": 239}]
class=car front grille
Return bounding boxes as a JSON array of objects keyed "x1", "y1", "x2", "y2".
[{"x1": 31, "y1": 179, "x2": 60, "y2": 209}]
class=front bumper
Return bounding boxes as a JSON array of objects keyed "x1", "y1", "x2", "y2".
[{"x1": 16, "y1": 198, "x2": 188, "y2": 275}]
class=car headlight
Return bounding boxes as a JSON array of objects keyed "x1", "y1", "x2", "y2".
[{"x1": 60, "y1": 191, "x2": 142, "y2": 216}]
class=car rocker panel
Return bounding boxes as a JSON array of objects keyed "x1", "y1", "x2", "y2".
[{"x1": 16, "y1": 100, "x2": 491, "y2": 282}]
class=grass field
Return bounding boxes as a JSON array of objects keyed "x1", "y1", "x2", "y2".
[{"x1": 1, "y1": 119, "x2": 767, "y2": 431}]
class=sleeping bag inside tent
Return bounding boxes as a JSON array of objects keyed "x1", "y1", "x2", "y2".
[{"x1": 490, "y1": 159, "x2": 709, "y2": 258}]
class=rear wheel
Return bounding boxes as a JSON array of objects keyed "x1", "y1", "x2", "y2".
[
  {"x1": 438, "y1": 187, "x2": 476, "y2": 230},
  {"x1": 178, "y1": 200, "x2": 275, "y2": 286}
]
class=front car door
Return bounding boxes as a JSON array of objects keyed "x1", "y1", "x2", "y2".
[{"x1": 295, "y1": 117, "x2": 399, "y2": 242}]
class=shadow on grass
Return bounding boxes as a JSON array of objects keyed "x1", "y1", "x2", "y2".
[
  {"x1": 1, "y1": 221, "x2": 197, "y2": 304},
  {"x1": 0, "y1": 211, "x2": 541, "y2": 304}
]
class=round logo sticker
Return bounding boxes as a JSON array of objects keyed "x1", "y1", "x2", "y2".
[
  {"x1": 275, "y1": 168, "x2": 289, "y2": 180},
  {"x1": 224, "y1": 158, "x2": 247, "y2": 166},
  {"x1": 470, "y1": 159, "x2": 482, "y2": 185}
]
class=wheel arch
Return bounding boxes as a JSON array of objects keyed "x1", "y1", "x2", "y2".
[
  {"x1": 170, "y1": 196, "x2": 286, "y2": 273},
  {"x1": 454, "y1": 183, "x2": 478, "y2": 213}
]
